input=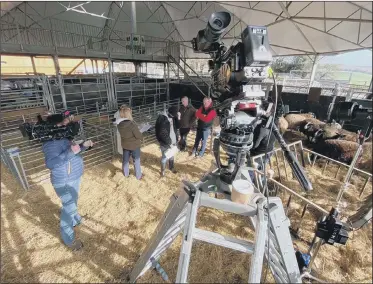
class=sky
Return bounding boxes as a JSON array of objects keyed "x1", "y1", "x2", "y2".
[{"x1": 319, "y1": 50, "x2": 372, "y2": 68}]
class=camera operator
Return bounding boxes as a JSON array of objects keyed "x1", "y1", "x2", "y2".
[
  {"x1": 177, "y1": 96, "x2": 196, "y2": 152},
  {"x1": 192, "y1": 97, "x2": 217, "y2": 158},
  {"x1": 155, "y1": 106, "x2": 179, "y2": 177},
  {"x1": 42, "y1": 112, "x2": 93, "y2": 251}
]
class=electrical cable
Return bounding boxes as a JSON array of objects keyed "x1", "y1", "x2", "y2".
[{"x1": 262, "y1": 69, "x2": 278, "y2": 283}]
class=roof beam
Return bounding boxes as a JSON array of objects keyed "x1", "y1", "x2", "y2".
[
  {"x1": 327, "y1": 8, "x2": 361, "y2": 33},
  {"x1": 0, "y1": 2, "x2": 23, "y2": 18},
  {"x1": 357, "y1": 9, "x2": 362, "y2": 44},
  {"x1": 215, "y1": 1, "x2": 287, "y2": 19},
  {"x1": 292, "y1": 16, "x2": 371, "y2": 23},
  {"x1": 100, "y1": 2, "x2": 120, "y2": 50},
  {"x1": 278, "y1": 2, "x2": 317, "y2": 53},
  {"x1": 348, "y1": 2, "x2": 372, "y2": 14},
  {"x1": 275, "y1": 1, "x2": 292, "y2": 21},
  {"x1": 293, "y1": 19, "x2": 365, "y2": 48},
  {"x1": 271, "y1": 44, "x2": 313, "y2": 54}
]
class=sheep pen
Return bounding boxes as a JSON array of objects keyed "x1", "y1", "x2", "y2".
[{"x1": 1, "y1": 132, "x2": 372, "y2": 283}]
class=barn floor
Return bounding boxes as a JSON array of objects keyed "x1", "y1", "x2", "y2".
[{"x1": 1, "y1": 139, "x2": 372, "y2": 283}]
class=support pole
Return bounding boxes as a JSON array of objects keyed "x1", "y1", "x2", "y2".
[
  {"x1": 131, "y1": 1, "x2": 140, "y2": 75},
  {"x1": 131, "y1": 1, "x2": 137, "y2": 35},
  {"x1": 53, "y1": 55, "x2": 67, "y2": 110},
  {"x1": 369, "y1": 77, "x2": 372, "y2": 93},
  {"x1": 167, "y1": 61, "x2": 170, "y2": 101},
  {"x1": 30, "y1": 56, "x2": 37, "y2": 74},
  {"x1": 308, "y1": 55, "x2": 318, "y2": 91}
]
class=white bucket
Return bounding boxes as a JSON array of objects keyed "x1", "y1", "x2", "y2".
[{"x1": 231, "y1": 179, "x2": 255, "y2": 205}]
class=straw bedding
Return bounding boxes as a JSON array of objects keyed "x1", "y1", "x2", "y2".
[{"x1": 1, "y1": 133, "x2": 372, "y2": 283}]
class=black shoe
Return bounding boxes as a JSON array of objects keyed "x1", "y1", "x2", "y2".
[
  {"x1": 169, "y1": 160, "x2": 177, "y2": 174},
  {"x1": 68, "y1": 239, "x2": 83, "y2": 251}
]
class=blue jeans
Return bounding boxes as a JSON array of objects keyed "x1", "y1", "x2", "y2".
[
  {"x1": 123, "y1": 148, "x2": 142, "y2": 179},
  {"x1": 53, "y1": 178, "x2": 82, "y2": 246},
  {"x1": 160, "y1": 145, "x2": 174, "y2": 168},
  {"x1": 192, "y1": 128, "x2": 211, "y2": 157}
]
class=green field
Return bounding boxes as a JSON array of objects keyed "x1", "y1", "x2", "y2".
[{"x1": 331, "y1": 71, "x2": 372, "y2": 85}]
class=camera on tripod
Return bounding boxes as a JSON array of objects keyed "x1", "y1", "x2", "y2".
[
  {"x1": 192, "y1": 12, "x2": 312, "y2": 192},
  {"x1": 316, "y1": 207, "x2": 349, "y2": 245}
]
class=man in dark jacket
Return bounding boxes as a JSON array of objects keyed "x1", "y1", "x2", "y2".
[
  {"x1": 192, "y1": 97, "x2": 217, "y2": 157},
  {"x1": 178, "y1": 96, "x2": 196, "y2": 151},
  {"x1": 155, "y1": 106, "x2": 179, "y2": 177},
  {"x1": 42, "y1": 111, "x2": 93, "y2": 251}
]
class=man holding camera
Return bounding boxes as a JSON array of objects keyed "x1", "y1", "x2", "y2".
[{"x1": 42, "y1": 111, "x2": 93, "y2": 251}]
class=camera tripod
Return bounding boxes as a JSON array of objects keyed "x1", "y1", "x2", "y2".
[{"x1": 129, "y1": 167, "x2": 301, "y2": 283}]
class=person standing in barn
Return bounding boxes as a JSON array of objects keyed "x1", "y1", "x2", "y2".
[
  {"x1": 155, "y1": 106, "x2": 179, "y2": 177},
  {"x1": 192, "y1": 97, "x2": 217, "y2": 158},
  {"x1": 116, "y1": 106, "x2": 144, "y2": 180},
  {"x1": 42, "y1": 111, "x2": 93, "y2": 251},
  {"x1": 177, "y1": 96, "x2": 196, "y2": 152}
]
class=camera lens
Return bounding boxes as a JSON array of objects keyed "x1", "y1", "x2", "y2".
[{"x1": 213, "y1": 19, "x2": 223, "y2": 28}]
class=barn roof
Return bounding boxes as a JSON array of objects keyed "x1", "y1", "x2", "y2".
[{"x1": 1, "y1": 1, "x2": 372, "y2": 58}]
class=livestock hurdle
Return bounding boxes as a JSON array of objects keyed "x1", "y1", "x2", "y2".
[{"x1": 251, "y1": 140, "x2": 372, "y2": 239}]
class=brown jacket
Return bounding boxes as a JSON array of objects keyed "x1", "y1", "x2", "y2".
[
  {"x1": 179, "y1": 105, "x2": 196, "y2": 129},
  {"x1": 117, "y1": 120, "x2": 142, "y2": 150}
]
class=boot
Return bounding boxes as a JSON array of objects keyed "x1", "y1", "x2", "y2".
[
  {"x1": 169, "y1": 159, "x2": 178, "y2": 174},
  {"x1": 160, "y1": 163, "x2": 166, "y2": 177},
  {"x1": 68, "y1": 239, "x2": 83, "y2": 251}
]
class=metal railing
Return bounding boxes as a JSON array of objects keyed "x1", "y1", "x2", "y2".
[
  {"x1": 281, "y1": 77, "x2": 371, "y2": 99},
  {"x1": 1, "y1": 17, "x2": 180, "y2": 61},
  {"x1": 251, "y1": 140, "x2": 372, "y2": 239},
  {"x1": 0, "y1": 115, "x2": 115, "y2": 190}
]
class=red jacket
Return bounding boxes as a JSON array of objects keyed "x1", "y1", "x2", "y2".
[{"x1": 196, "y1": 102, "x2": 217, "y2": 129}]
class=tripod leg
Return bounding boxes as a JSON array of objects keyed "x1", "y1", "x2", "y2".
[
  {"x1": 129, "y1": 188, "x2": 190, "y2": 283},
  {"x1": 176, "y1": 190, "x2": 201, "y2": 283},
  {"x1": 248, "y1": 199, "x2": 268, "y2": 283}
]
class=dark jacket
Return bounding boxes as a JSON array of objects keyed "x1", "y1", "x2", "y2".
[
  {"x1": 43, "y1": 138, "x2": 84, "y2": 184},
  {"x1": 250, "y1": 124, "x2": 276, "y2": 157},
  {"x1": 117, "y1": 119, "x2": 143, "y2": 151},
  {"x1": 179, "y1": 105, "x2": 196, "y2": 129},
  {"x1": 196, "y1": 104, "x2": 217, "y2": 130},
  {"x1": 155, "y1": 111, "x2": 178, "y2": 148}
]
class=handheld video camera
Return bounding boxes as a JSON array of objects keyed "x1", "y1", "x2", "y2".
[{"x1": 19, "y1": 111, "x2": 81, "y2": 142}]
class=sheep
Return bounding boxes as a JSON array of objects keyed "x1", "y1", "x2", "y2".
[
  {"x1": 308, "y1": 139, "x2": 363, "y2": 165},
  {"x1": 278, "y1": 116, "x2": 289, "y2": 134},
  {"x1": 284, "y1": 113, "x2": 320, "y2": 130},
  {"x1": 300, "y1": 121, "x2": 359, "y2": 144}
]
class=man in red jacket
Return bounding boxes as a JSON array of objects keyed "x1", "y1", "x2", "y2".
[{"x1": 192, "y1": 97, "x2": 217, "y2": 157}]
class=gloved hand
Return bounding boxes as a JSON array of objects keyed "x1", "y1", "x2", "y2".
[{"x1": 83, "y1": 140, "x2": 94, "y2": 148}]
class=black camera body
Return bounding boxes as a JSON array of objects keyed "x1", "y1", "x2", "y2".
[
  {"x1": 316, "y1": 208, "x2": 349, "y2": 245},
  {"x1": 19, "y1": 113, "x2": 81, "y2": 142}
]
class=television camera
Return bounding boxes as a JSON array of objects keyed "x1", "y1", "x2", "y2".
[
  {"x1": 19, "y1": 111, "x2": 91, "y2": 149},
  {"x1": 192, "y1": 12, "x2": 313, "y2": 191}
]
